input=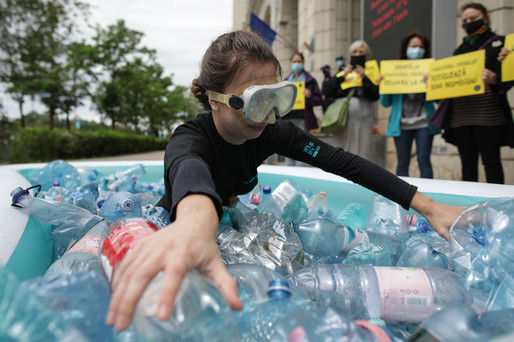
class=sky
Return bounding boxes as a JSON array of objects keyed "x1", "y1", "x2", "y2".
[{"x1": 1, "y1": 0, "x2": 234, "y2": 122}]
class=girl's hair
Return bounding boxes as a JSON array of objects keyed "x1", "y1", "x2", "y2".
[
  {"x1": 290, "y1": 52, "x2": 304, "y2": 62},
  {"x1": 461, "y1": 2, "x2": 487, "y2": 15},
  {"x1": 397, "y1": 31, "x2": 431, "y2": 59},
  {"x1": 191, "y1": 31, "x2": 282, "y2": 109},
  {"x1": 349, "y1": 40, "x2": 372, "y2": 58}
]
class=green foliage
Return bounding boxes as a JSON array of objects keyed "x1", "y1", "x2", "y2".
[{"x1": 5, "y1": 127, "x2": 168, "y2": 163}]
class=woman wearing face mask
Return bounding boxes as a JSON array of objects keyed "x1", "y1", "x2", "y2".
[
  {"x1": 283, "y1": 52, "x2": 322, "y2": 166},
  {"x1": 326, "y1": 40, "x2": 379, "y2": 160},
  {"x1": 441, "y1": 2, "x2": 514, "y2": 184},
  {"x1": 104, "y1": 31, "x2": 465, "y2": 332},
  {"x1": 379, "y1": 31, "x2": 439, "y2": 179}
]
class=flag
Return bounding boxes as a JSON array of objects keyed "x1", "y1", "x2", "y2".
[{"x1": 249, "y1": 13, "x2": 277, "y2": 46}]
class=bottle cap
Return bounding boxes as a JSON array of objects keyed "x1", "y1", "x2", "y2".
[
  {"x1": 267, "y1": 279, "x2": 292, "y2": 298},
  {"x1": 263, "y1": 185, "x2": 272, "y2": 194}
]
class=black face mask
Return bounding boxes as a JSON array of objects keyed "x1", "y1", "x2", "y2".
[
  {"x1": 350, "y1": 55, "x2": 366, "y2": 68},
  {"x1": 462, "y1": 19, "x2": 484, "y2": 35}
]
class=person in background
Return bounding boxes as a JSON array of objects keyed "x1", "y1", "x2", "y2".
[
  {"x1": 320, "y1": 64, "x2": 334, "y2": 112},
  {"x1": 105, "y1": 30, "x2": 465, "y2": 332},
  {"x1": 283, "y1": 52, "x2": 322, "y2": 165},
  {"x1": 379, "y1": 31, "x2": 439, "y2": 179},
  {"x1": 326, "y1": 40, "x2": 379, "y2": 160},
  {"x1": 440, "y1": 2, "x2": 514, "y2": 184},
  {"x1": 336, "y1": 55, "x2": 346, "y2": 72}
]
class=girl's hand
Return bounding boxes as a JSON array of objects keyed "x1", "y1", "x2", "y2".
[
  {"x1": 498, "y1": 47, "x2": 511, "y2": 62},
  {"x1": 353, "y1": 65, "x2": 365, "y2": 78},
  {"x1": 304, "y1": 88, "x2": 311, "y2": 98},
  {"x1": 105, "y1": 194, "x2": 242, "y2": 331},
  {"x1": 482, "y1": 68, "x2": 497, "y2": 85}
]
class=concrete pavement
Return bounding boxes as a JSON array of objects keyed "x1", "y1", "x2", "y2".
[{"x1": 71, "y1": 150, "x2": 165, "y2": 162}]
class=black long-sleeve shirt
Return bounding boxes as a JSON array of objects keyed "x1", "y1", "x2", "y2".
[{"x1": 158, "y1": 112, "x2": 417, "y2": 220}]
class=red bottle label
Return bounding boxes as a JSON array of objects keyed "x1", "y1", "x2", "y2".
[{"x1": 101, "y1": 219, "x2": 158, "y2": 282}]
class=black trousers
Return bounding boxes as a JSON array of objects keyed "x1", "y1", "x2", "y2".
[{"x1": 451, "y1": 125, "x2": 506, "y2": 184}]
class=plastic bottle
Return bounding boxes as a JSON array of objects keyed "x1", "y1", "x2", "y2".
[
  {"x1": 395, "y1": 232, "x2": 450, "y2": 269},
  {"x1": 270, "y1": 306, "x2": 395, "y2": 342},
  {"x1": 366, "y1": 193, "x2": 410, "y2": 241},
  {"x1": 22, "y1": 271, "x2": 114, "y2": 341},
  {"x1": 306, "y1": 191, "x2": 329, "y2": 219},
  {"x1": 407, "y1": 305, "x2": 514, "y2": 342},
  {"x1": 142, "y1": 205, "x2": 171, "y2": 228},
  {"x1": 29, "y1": 159, "x2": 82, "y2": 191},
  {"x1": 344, "y1": 243, "x2": 392, "y2": 266},
  {"x1": 257, "y1": 185, "x2": 282, "y2": 216},
  {"x1": 448, "y1": 197, "x2": 514, "y2": 311},
  {"x1": 288, "y1": 264, "x2": 473, "y2": 324},
  {"x1": 103, "y1": 163, "x2": 146, "y2": 191},
  {"x1": 0, "y1": 265, "x2": 85, "y2": 341},
  {"x1": 61, "y1": 182, "x2": 99, "y2": 214},
  {"x1": 228, "y1": 196, "x2": 258, "y2": 230},
  {"x1": 407, "y1": 215, "x2": 434, "y2": 235},
  {"x1": 99, "y1": 217, "x2": 239, "y2": 341},
  {"x1": 238, "y1": 279, "x2": 302, "y2": 342},
  {"x1": 337, "y1": 202, "x2": 368, "y2": 229},
  {"x1": 271, "y1": 179, "x2": 299, "y2": 212},
  {"x1": 98, "y1": 191, "x2": 143, "y2": 222},
  {"x1": 294, "y1": 218, "x2": 405, "y2": 264},
  {"x1": 45, "y1": 220, "x2": 110, "y2": 278},
  {"x1": 10, "y1": 185, "x2": 104, "y2": 260}
]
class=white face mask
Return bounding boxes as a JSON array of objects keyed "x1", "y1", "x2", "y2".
[{"x1": 406, "y1": 47, "x2": 425, "y2": 60}]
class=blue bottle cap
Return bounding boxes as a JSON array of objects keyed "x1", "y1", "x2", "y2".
[
  {"x1": 121, "y1": 198, "x2": 135, "y2": 212},
  {"x1": 263, "y1": 185, "x2": 272, "y2": 194},
  {"x1": 267, "y1": 279, "x2": 292, "y2": 299},
  {"x1": 97, "y1": 199, "x2": 105, "y2": 209}
]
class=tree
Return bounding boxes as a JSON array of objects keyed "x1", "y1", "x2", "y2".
[{"x1": 0, "y1": 0, "x2": 90, "y2": 129}]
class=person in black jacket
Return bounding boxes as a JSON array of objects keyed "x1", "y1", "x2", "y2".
[
  {"x1": 441, "y1": 2, "x2": 514, "y2": 184},
  {"x1": 104, "y1": 31, "x2": 465, "y2": 331}
]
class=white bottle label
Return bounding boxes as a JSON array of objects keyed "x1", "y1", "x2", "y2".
[
  {"x1": 341, "y1": 227, "x2": 369, "y2": 254},
  {"x1": 272, "y1": 182, "x2": 298, "y2": 211},
  {"x1": 374, "y1": 267, "x2": 434, "y2": 324}
]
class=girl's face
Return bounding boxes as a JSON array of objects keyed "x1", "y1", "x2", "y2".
[
  {"x1": 408, "y1": 37, "x2": 424, "y2": 49},
  {"x1": 461, "y1": 8, "x2": 486, "y2": 25},
  {"x1": 210, "y1": 61, "x2": 278, "y2": 145}
]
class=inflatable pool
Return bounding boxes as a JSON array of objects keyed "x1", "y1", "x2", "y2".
[{"x1": 2, "y1": 161, "x2": 514, "y2": 281}]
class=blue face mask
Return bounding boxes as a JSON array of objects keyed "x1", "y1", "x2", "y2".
[
  {"x1": 291, "y1": 63, "x2": 304, "y2": 74},
  {"x1": 406, "y1": 47, "x2": 425, "y2": 60},
  {"x1": 336, "y1": 59, "x2": 344, "y2": 67}
]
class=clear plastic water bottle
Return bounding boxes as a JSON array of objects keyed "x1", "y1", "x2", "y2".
[
  {"x1": 288, "y1": 264, "x2": 473, "y2": 324},
  {"x1": 61, "y1": 182, "x2": 99, "y2": 214},
  {"x1": 344, "y1": 243, "x2": 392, "y2": 266},
  {"x1": 257, "y1": 185, "x2": 282, "y2": 216},
  {"x1": 396, "y1": 232, "x2": 450, "y2": 269},
  {"x1": 44, "y1": 185, "x2": 71, "y2": 202},
  {"x1": 306, "y1": 191, "x2": 329, "y2": 220},
  {"x1": 270, "y1": 306, "x2": 395, "y2": 342},
  {"x1": 99, "y1": 217, "x2": 239, "y2": 341},
  {"x1": 337, "y1": 202, "x2": 368, "y2": 229},
  {"x1": 10, "y1": 185, "x2": 104, "y2": 260},
  {"x1": 407, "y1": 215, "x2": 434, "y2": 235},
  {"x1": 237, "y1": 279, "x2": 302, "y2": 341},
  {"x1": 98, "y1": 191, "x2": 143, "y2": 222},
  {"x1": 448, "y1": 197, "x2": 514, "y2": 311},
  {"x1": 0, "y1": 265, "x2": 86, "y2": 341},
  {"x1": 75, "y1": 165, "x2": 105, "y2": 186},
  {"x1": 228, "y1": 196, "x2": 258, "y2": 230},
  {"x1": 45, "y1": 220, "x2": 110, "y2": 278},
  {"x1": 271, "y1": 179, "x2": 299, "y2": 212},
  {"x1": 294, "y1": 218, "x2": 405, "y2": 264},
  {"x1": 142, "y1": 205, "x2": 171, "y2": 228},
  {"x1": 22, "y1": 271, "x2": 114, "y2": 342},
  {"x1": 103, "y1": 164, "x2": 146, "y2": 191},
  {"x1": 366, "y1": 193, "x2": 410, "y2": 242},
  {"x1": 407, "y1": 305, "x2": 514, "y2": 342},
  {"x1": 29, "y1": 159, "x2": 82, "y2": 191}
]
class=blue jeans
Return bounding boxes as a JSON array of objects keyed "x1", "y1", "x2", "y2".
[{"x1": 394, "y1": 128, "x2": 434, "y2": 178}]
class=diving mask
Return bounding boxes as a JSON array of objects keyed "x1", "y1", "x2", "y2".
[{"x1": 207, "y1": 81, "x2": 298, "y2": 123}]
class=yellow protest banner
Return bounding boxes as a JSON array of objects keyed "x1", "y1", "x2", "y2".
[
  {"x1": 379, "y1": 58, "x2": 434, "y2": 94},
  {"x1": 292, "y1": 81, "x2": 305, "y2": 110},
  {"x1": 502, "y1": 33, "x2": 514, "y2": 82},
  {"x1": 365, "y1": 60, "x2": 380, "y2": 85},
  {"x1": 336, "y1": 71, "x2": 362, "y2": 90},
  {"x1": 426, "y1": 50, "x2": 485, "y2": 101}
]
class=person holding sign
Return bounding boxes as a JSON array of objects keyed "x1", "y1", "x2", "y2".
[
  {"x1": 379, "y1": 31, "x2": 439, "y2": 179},
  {"x1": 325, "y1": 40, "x2": 379, "y2": 160},
  {"x1": 440, "y1": 2, "x2": 514, "y2": 184},
  {"x1": 283, "y1": 52, "x2": 322, "y2": 165}
]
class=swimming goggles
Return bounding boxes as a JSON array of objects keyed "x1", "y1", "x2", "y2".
[{"x1": 207, "y1": 81, "x2": 298, "y2": 123}]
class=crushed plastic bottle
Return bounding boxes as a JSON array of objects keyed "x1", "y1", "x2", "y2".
[
  {"x1": 366, "y1": 193, "x2": 410, "y2": 241},
  {"x1": 103, "y1": 164, "x2": 146, "y2": 191},
  {"x1": 257, "y1": 185, "x2": 282, "y2": 216},
  {"x1": 306, "y1": 191, "x2": 329, "y2": 220},
  {"x1": 98, "y1": 191, "x2": 143, "y2": 222},
  {"x1": 337, "y1": 202, "x2": 368, "y2": 229},
  {"x1": 29, "y1": 159, "x2": 82, "y2": 191},
  {"x1": 396, "y1": 232, "x2": 450, "y2": 269}
]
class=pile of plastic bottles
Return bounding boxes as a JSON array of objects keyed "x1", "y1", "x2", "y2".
[{"x1": 3, "y1": 160, "x2": 514, "y2": 341}]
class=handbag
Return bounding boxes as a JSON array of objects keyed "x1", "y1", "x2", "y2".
[
  {"x1": 429, "y1": 99, "x2": 448, "y2": 129},
  {"x1": 317, "y1": 88, "x2": 355, "y2": 134}
]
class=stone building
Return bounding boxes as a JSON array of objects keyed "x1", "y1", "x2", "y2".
[{"x1": 233, "y1": 0, "x2": 514, "y2": 184}]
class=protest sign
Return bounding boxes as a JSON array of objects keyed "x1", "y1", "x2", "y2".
[
  {"x1": 365, "y1": 60, "x2": 380, "y2": 85},
  {"x1": 426, "y1": 50, "x2": 485, "y2": 101},
  {"x1": 379, "y1": 58, "x2": 434, "y2": 94},
  {"x1": 292, "y1": 81, "x2": 305, "y2": 110}
]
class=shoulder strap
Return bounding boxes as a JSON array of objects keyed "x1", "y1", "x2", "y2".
[{"x1": 479, "y1": 35, "x2": 498, "y2": 50}]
